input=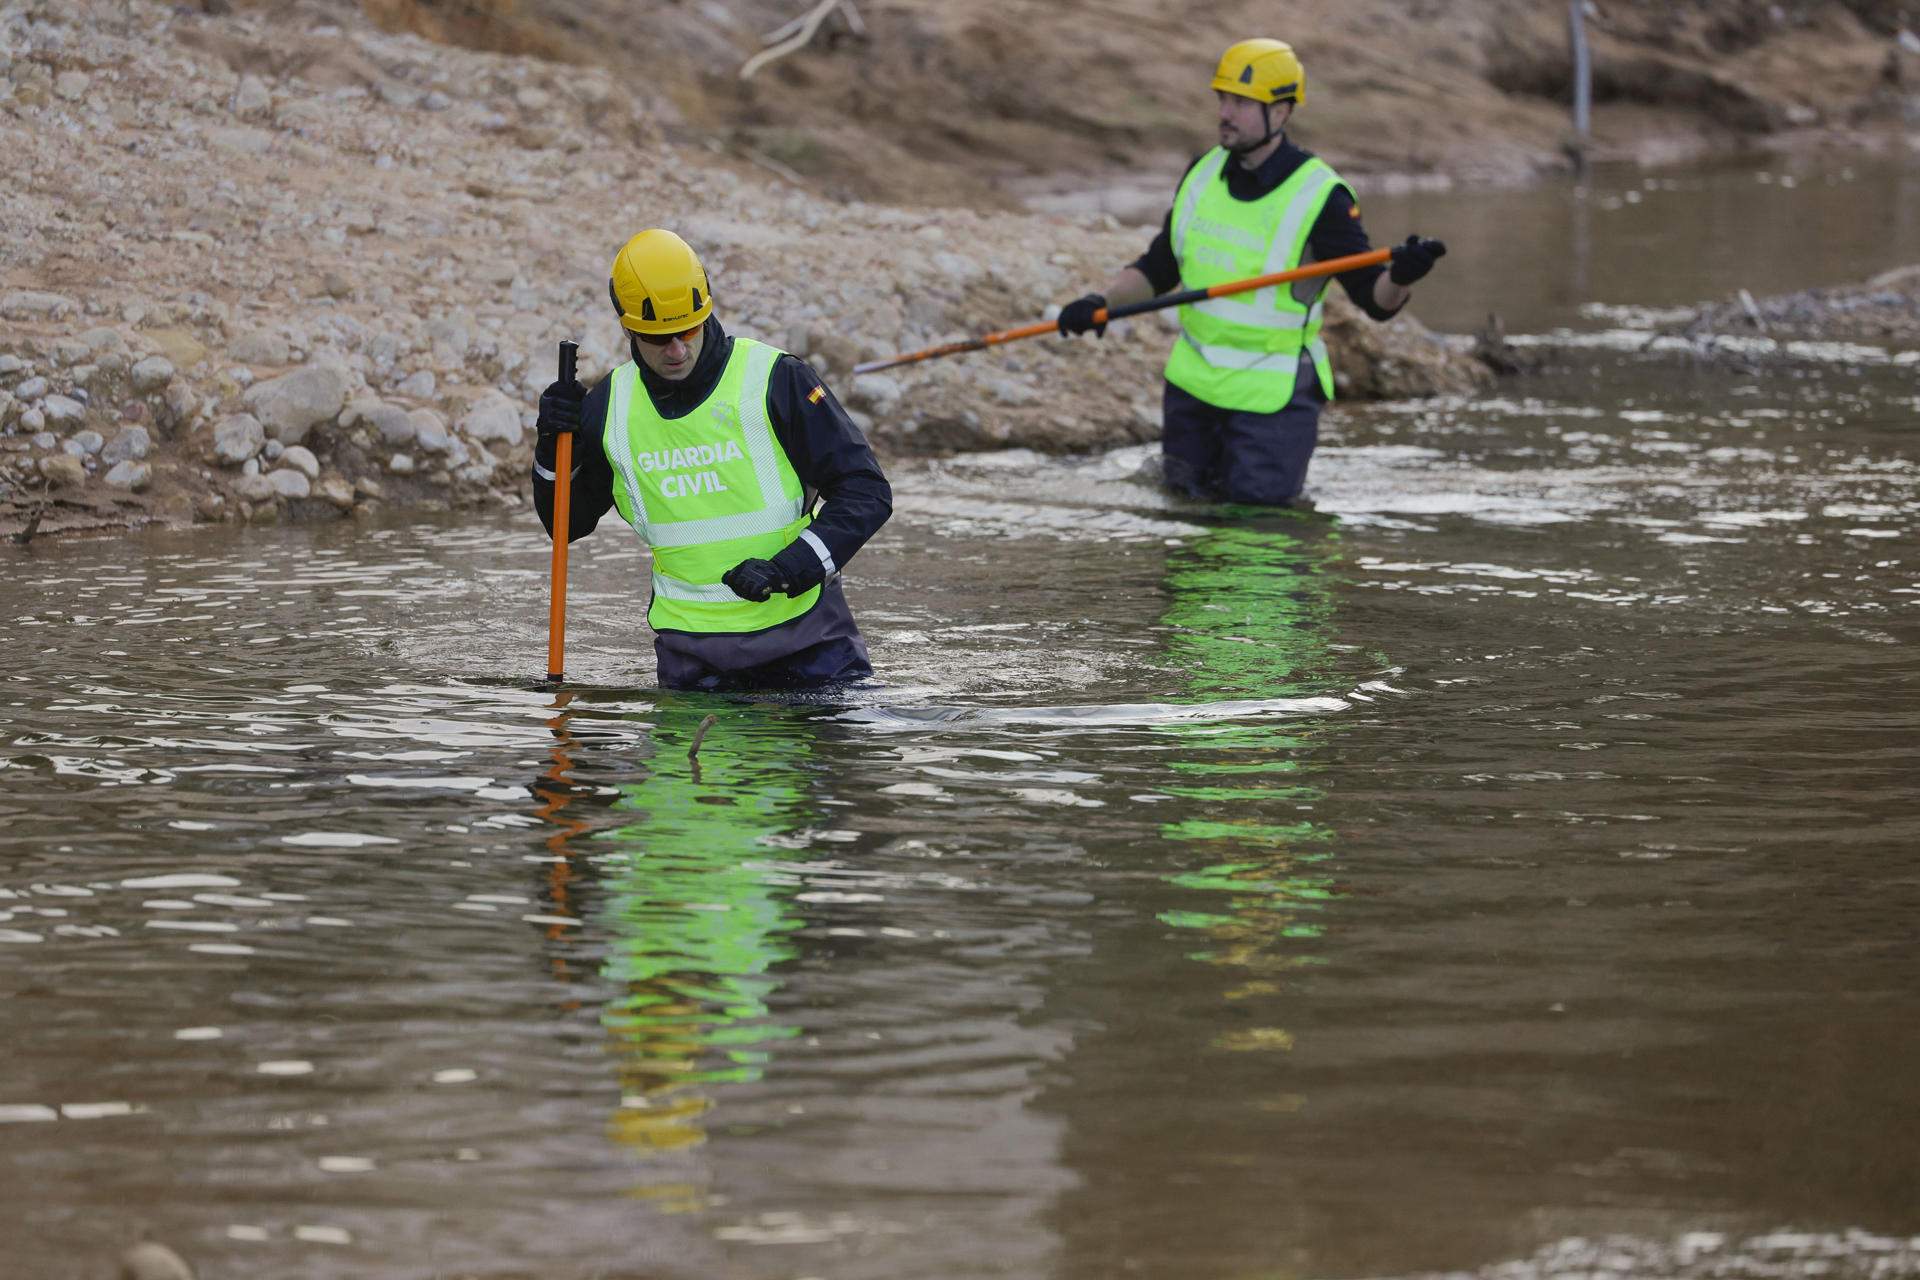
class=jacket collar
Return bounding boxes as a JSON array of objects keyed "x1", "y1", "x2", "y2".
[{"x1": 632, "y1": 316, "x2": 732, "y2": 419}]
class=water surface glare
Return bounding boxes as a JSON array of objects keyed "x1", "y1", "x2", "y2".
[{"x1": 2, "y1": 354, "x2": 1918, "y2": 1279}]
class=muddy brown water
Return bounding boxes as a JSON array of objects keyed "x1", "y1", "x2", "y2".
[{"x1": 4, "y1": 163, "x2": 1919, "y2": 1280}]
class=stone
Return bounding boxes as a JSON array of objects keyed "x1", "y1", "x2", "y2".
[
  {"x1": 23, "y1": 410, "x2": 47, "y2": 433},
  {"x1": 118, "y1": 1240, "x2": 196, "y2": 1280},
  {"x1": 427, "y1": 312, "x2": 474, "y2": 362},
  {"x1": 317, "y1": 475, "x2": 355, "y2": 509},
  {"x1": 78, "y1": 327, "x2": 129, "y2": 356},
  {"x1": 395, "y1": 368, "x2": 436, "y2": 399},
  {"x1": 0, "y1": 355, "x2": 26, "y2": 378},
  {"x1": 140, "y1": 328, "x2": 208, "y2": 370},
  {"x1": 53, "y1": 70, "x2": 89, "y2": 101},
  {"x1": 1, "y1": 289, "x2": 73, "y2": 320},
  {"x1": 230, "y1": 330, "x2": 290, "y2": 366},
  {"x1": 983, "y1": 374, "x2": 1037, "y2": 405},
  {"x1": 41, "y1": 395, "x2": 86, "y2": 427},
  {"x1": 103, "y1": 425, "x2": 152, "y2": 464},
  {"x1": 39, "y1": 453, "x2": 86, "y2": 487},
  {"x1": 160, "y1": 383, "x2": 201, "y2": 431},
  {"x1": 267, "y1": 468, "x2": 310, "y2": 498},
  {"x1": 231, "y1": 472, "x2": 275, "y2": 502},
  {"x1": 847, "y1": 372, "x2": 903, "y2": 415},
  {"x1": 103, "y1": 459, "x2": 152, "y2": 491},
  {"x1": 233, "y1": 74, "x2": 271, "y2": 117},
  {"x1": 376, "y1": 80, "x2": 421, "y2": 109},
  {"x1": 69, "y1": 430, "x2": 105, "y2": 455},
  {"x1": 388, "y1": 453, "x2": 416, "y2": 475},
  {"x1": 458, "y1": 389, "x2": 522, "y2": 446},
  {"x1": 409, "y1": 408, "x2": 450, "y2": 453},
  {"x1": 337, "y1": 395, "x2": 380, "y2": 429},
  {"x1": 130, "y1": 356, "x2": 175, "y2": 394},
  {"x1": 242, "y1": 363, "x2": 351, "y2": 443},
  {"x1": 365, "y1": 332, "x2": 404, "y2": 374},
  {"x1": 14, "y1": 376, "x2": 48, "y2": 401},
  {"x1": 263, "y1": 439, "x2": 284, "y2": 461},
  {"x1": 280, "y1": 444, "x2": 319, "y2": 478},
  {"x1": 209, "y1": 413, "x2": 264, "y2": 465},
  {"x1": 364, "y1": 402, "x2": 416, "y2": 447}
]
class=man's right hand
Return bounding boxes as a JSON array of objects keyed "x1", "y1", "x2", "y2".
[
  {"x1": 1057, "y1": 293, "x2": 1109, "y2": 338},
  {"x1": 537, "y1": 378, "x2": 585, "y2": 441}
]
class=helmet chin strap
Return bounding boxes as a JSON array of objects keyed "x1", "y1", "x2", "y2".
[{"x1": 1227, "y1": 101, "x2": 1286, "y2": 157}]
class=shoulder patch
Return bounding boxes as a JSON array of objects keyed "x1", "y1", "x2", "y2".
[{"x1": 806, "y1": 385, "x2": 826, "y2": 405}]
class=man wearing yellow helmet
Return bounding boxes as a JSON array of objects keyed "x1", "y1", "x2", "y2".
[
  {"x1": 1058, "y1": 38, "x2": 1448, "y2": 506},
  {"x1": 531, "y1": 229, "x2": 892, "y2": 690}
]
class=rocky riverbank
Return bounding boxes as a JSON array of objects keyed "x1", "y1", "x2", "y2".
[
  {"x1": 1679, "y1": 263, "x2": 1920, "y2": 346},
  {"x1": 5, "y1": 0, "x2": 1918, "y2": 538},
  {"x1": 0, "y1": 0, "x2": 1502, "y2": 538}
]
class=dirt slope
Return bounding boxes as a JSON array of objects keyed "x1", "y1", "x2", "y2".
[{"x1": 362, "y1": 0, "x2": 1920, "y2": 203}]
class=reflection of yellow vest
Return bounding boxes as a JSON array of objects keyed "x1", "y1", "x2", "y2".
[
  {"x1": 1164, "y1": 148, "x2": 1349, "y2": 413},
  {"x1": 599, "y1": 702, "x2": 811, "y2": 1162},
  {"x1": 602, "y1": 338, "x2": 820, "y2": 635}
]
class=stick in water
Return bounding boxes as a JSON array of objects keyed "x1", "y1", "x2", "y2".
[
  {"x1": 689, "y1": 714, "x2": 718, "y2": 760},
  {"x1": 545, "y1": 340, "x2": 578, "y2": 683}
]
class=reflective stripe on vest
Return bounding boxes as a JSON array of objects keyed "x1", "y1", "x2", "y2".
[
  {"x1": 602, "y1": 337, "x2": 820, "y2": 633},
  {"x1": 1165, "y1": 149, "x2": 1348, "y2": 413}
]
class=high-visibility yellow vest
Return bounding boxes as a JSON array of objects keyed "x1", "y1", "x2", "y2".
[
  {"x1": 1164, "y1": 148, "x2": 1350, "y2": 413},
  {"x1": 602, "y1": 337, "x2": 820, "y2": 635}
]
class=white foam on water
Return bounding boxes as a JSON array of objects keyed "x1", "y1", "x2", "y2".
[{"x1": 122, "y1": 874, "x2": 240, "y2": 889}]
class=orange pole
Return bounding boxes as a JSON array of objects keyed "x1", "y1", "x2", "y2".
[
  {"x1": 545, "y1": 340, "x2": 578, "y2": 684},
  {"x1": 852, "y1": 248, "x2": 1393, "y2": 376},
  {"x1": 546, "y1": 432, "x2": 572, "y2": 682}
]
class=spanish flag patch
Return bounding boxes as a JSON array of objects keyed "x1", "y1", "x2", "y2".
[{"x1": 807, "y1": 385, "x2": 826, "y2": 405}]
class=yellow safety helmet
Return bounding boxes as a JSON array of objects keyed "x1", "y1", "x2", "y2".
[
  {"x1": 1211, "y1": 38, "x2": 1305, "y2": 107},
  {"x1": 608, "y1": 229, "x2": 714, "y2": 335}
]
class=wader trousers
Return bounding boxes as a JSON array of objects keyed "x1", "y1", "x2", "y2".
[{"x1": 1161, "y1": 355, "x2": 1326, "y2": 506}]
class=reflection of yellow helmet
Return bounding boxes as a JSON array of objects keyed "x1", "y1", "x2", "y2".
[
  {"x1": 609, "y1": 229, "x2": 714, "y2": 335},
  {"x1": 1211, "y1": 39, "x2": 1305, "y2": 107}
]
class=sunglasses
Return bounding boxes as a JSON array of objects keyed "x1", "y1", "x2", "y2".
[{"x1": 636, "y1": 323, "x2": 703, "y2": 347}]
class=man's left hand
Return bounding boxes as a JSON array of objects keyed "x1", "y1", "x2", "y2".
[
  {"x1": 1389, "y1": 235, "x2": 1447, "y2": 286},
  {"x1": 723, "y1": 559, "x2": 788, "y2": 603}
]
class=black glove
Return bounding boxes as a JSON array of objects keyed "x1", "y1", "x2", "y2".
[
  {"x1": 770, "y1": 539, "x2": 827, "y2": 595},
  {"x1": 722, "y1": 558, "x2": 788, "y2": 603},
  {"x1": 1057, "y1": 293, "x2": 1108, "y2": 338},
  {"x1": 535, "y1": 378, "x2": 585, "y2": 468},
  {"x1": 1388, "y1": 235, "x2": 1447, "y2": 287}
]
